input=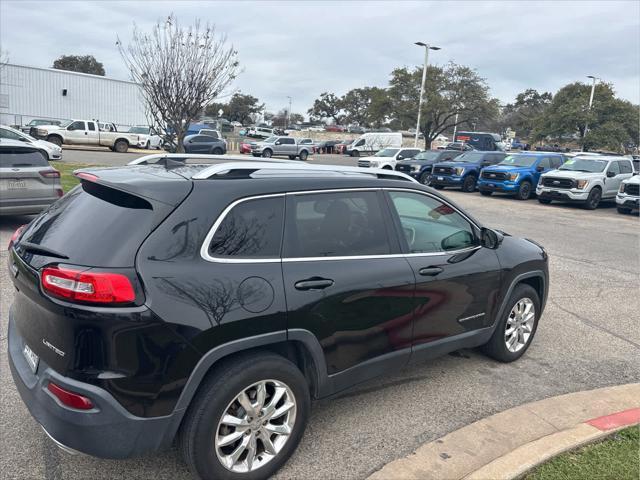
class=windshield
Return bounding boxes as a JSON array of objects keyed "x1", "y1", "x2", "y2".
[
  {"x1": 499, "y1": 155, "x2": 537, "y2": 167},
  {"x1": 558, "y1": 158, "x2": 607, "y2": 173},
  {"x1": 453, "y1": 152, "x2": 486, "y2": 163},
  {"x1": 262, "y1": 136, "x2": 277, "y2": 143},
  {"x1": 129, "y1": 127, "x2": 150, "y2": 134},
  {"x1": 412, "y1": 151, "x2": 440, "y2": 161},
  {"x1": 374, "y1": 148, "x2": 399, "y2": 157}
]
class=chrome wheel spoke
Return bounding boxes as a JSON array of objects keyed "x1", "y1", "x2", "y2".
[
  {"x1": 216, "y1": 379, "x2": 297, "y2": 473},
  {"x1": 505, "y1": 298, "x2": 535, "y2": 353}
]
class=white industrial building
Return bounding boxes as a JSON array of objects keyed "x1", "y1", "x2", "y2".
[{"x1": 0, "y1": 63, "x2": 147, "y2": 128}]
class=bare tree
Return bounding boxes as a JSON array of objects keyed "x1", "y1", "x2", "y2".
[
  {"x1": 118, "y1": 14, "x2": 239, "y2": 152},
  {"x1": 0, "y1": 48, "x2": 8, "y2": 70}
]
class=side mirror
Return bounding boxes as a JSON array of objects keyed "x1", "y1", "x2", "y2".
[
  {"x1": 606, "y1": 170, "x2": 616, "y2": 178},
  {"x1": 480, "y1": 227, "x2": 502, "y2": 249},
  {"x1": 397, "y1": 155, "x2": 404, "y2": 160},
  {"x1": 536, "y1": 165, "x2": 545, "y2": 172},
  {"x1": 275, "y1": 141, "x2": 281, "y2": 145}
]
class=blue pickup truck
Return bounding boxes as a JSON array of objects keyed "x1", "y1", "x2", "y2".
[
  {"x1": 477, "y1": 152, "x2": 566, "y2": 200},
  {"x1": 430, "y1": 151, "x2": 507, "y2": 192}
]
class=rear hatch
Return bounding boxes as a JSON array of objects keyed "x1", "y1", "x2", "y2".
[
  {"x1": 0, "y1": 145, "x2": 57, "y2": 207},
  {"x1": 9, "y1": 165, "x2": 193, "y2": 374}
]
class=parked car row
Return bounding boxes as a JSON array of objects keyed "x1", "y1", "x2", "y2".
[
  {"x1": 394, "y1": 151, "x2": 638, "y2": 214},
  {"x1": 1, "y1": 124, "x2": 62, "y2": 161}
]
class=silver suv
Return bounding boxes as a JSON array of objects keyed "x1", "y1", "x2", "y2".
[
  {"x1": 536, "y1": 156, "x2": 634, "y2": 209},
  {"x1": 0, "y1": 139, "x2": 63, "y2": 215}
]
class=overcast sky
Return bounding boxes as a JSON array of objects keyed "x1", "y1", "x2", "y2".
[{"x1": 1, "y1": 0, "x2": 638, "y2": 116}]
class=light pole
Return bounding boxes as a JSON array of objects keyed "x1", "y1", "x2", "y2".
[
  {"x1": 286, "y1": 96, "x2": 292, "y2": 129},
  {"x1": 414, "y1": 42, "x2": 441, "y2": 147},
  {"x1": 582, "y1": 75, "x2": 599, "y2": 151}
]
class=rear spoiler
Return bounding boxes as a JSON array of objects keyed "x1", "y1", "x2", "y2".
[{"x1": 73, "y1": 166, "x2": 192, "y2": 207}]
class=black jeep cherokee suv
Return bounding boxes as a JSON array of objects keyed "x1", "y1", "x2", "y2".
[{"x1": 8, "y1": 157, "x2": 548, "y2": 480}]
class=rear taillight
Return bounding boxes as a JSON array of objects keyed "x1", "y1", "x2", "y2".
[
  {"x1": 40, "y1": 169, "x2": 61, "y2": 178},
  {"x1": 8, "y1": 225, "x2": 26, "y2": 250},
  {"x1": 74, "y1": 172, "x2": 99, "y2": 182},
  {"x1": 41, "y1": 266, "x2": 135, "y2": 304},
  {"x1": 47, "y1": 382, "x2": 94, "y2": 410}
]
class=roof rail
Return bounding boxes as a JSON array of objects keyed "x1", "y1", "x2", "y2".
[
  {"x1": 128, "y1": 153, "x2": 297, "y2": 166},
  {"x1": 191, "y1": 162, "x2": 417, "y2": 182}
]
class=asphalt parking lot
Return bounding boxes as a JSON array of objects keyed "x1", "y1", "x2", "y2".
[{"x1": 0, "y1": 150, "x2": 638, "y2": 480}]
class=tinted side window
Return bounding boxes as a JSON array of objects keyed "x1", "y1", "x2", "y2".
[
  {"x1": 192, "y1": 136, "x2": 210, "y2": 143},
  {"x1": 551, "y1": 157, "x2": 564, "y2": 168},
  {"x1": 538, "y1": 157, "x2": 552, "y2": 169},
  {"x1": 87, "y1": 122, "x2": 96, "y2": 131},
  {"x1": 619, "y1": 161, "x2": 632, "y2": 174},
  {"x1": 608, "y1": 161, "x2": 620, "y2": 175},
  {"x1": 285, "y1": 191, "x2": 391, "y2": 258},
  {"x1": 68, "y1": 121, "x2": 85, "y2": 130},
  {"x1": 281, "y1": 138, "x2": 295, "y2": 145},
  {"x1": 209, "y1": 197, "x2": 284, "y2": 258},
  {"x1": 400, "y1": 149, "x2": 420, "y2": 158},
  {"x1": 0, "y1": 128, "x2": 23, "y2": 140},
  {"x1": 388, "y1": 191, "x2": 476, "y2": 254},
  {"x1": 0, "y1": 147, "x2": 48, "y2": 167}
]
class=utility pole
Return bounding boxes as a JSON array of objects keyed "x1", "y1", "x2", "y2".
[
  {"x1": 414, "y1": 42, "x2": 441, "y2": 147},
  {"x1": 582, "y1": 75, "x2": 598, "y2": 151},
  {"x1": 286, "y1": 96, "x2": 292, "y2": 129}
]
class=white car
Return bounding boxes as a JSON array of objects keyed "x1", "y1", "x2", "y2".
[
  {"x1": 128, "y1": 126, "x2": 163, "y2": 149},
  {"x1": 231, "y1": 121, "x2": 243, "y2": 127},
  {"x1": 616, "y1": 175, "x2": 639, "y2": 214},
  {"x1": 356, "y1": 147, "x2": 422, "y2": 170},
  {"x1": 0, "y1": 124, "x2": 62, "y2": 161}
]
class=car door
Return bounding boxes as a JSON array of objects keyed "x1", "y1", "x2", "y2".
[
  {"x1": 64, "y1": 121, "x2": 87, "y2": 144},
  {"x1": 533, "y1": 156, "x2": 553, "y2": 184},
  {"x1": 188, "y1": 135, "x2": 211, "y2": 153},
  {"x1": 279, "y1": 137, "x2": 295, "y2": 156},
  {"x1": 604, "y1": 161, "x2": 621, "y2": 197},
  {"x1": 86, "y1": 121, "x2": 100, "y2": 145},
  {"x1": 383, "y1": 190, "x2": 502, "y2": 358},
  {"x1": 281, "y1": 189, "x2": 415, "y2": 390}
]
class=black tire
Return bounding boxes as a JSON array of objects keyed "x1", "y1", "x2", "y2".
[
  {"x1": 419, "y1": 172, "x2": 432, "y2": 186},
  {"x1": 516, "y1": 181, "x2": 532, "y2": 200},
  {"x1": 382, "y1": 165, "x2": 392, "y2": 170},
  {"x1": 617, "y1": 206, "x2": 631, "y2": 214},
  {"x1": 145, "y1": 141, "x2": 150, "y2": 149},
  {"x1": 299, "y1": 150, "x2": 308, "y2": 161},
  {"x1": 433, "y1": 185, "x2": 444, "y2": 190},
  {"x1": 262, "y1": 149, "x2": 272, "y2": 158},
  {"x1": 252, "y1": 153, "x2": 261, "y2": 157},
  {"x1": 538, "y1": 198, "x2": 552, "y2": 204},
  {"x1": 178, "y1": 352, "x2": 310, "y2": 480},
  {"x1": 288, "y1": 155, "x2": 296, "y2": 160},
  {"x1": 462, "y1": 175, "x2": 477, "y2": 193},
  {"x1": 350, "y1": 150, "x2": 360, "y2": 157},
  {"x1": 114, "y1": 139, "x2": 128, "y2": 153},
  {"x1": 480, "y1": 190, "x2": 493, "y2": 196},
  {"x1": 212, "y1": 147, "x2": 224, "y2": 155},
  {"x1": 481, "y1": 284, "x2": 540, "y2": 362},
  {"x1": 584, "y1": 187, "x2": 601, "y2": 210},
  {"x1": 47, "y1": 135, "x2": 62, "y2": 147}
]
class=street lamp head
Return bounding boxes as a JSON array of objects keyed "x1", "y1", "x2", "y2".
[
  {"x1": 415, "y1": 42, "x2": 427, "y2": 47},
  {"x1": 430, "y1": 46, "x2": 441, "y2": 51}
]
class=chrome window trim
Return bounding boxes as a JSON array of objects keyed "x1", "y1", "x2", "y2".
[
  {"x1": 200, "y1": 193, "x2": 285, "y2": 263},
  {"x1": 200, "y1": 187, "x2": 483, "y2": 264}
]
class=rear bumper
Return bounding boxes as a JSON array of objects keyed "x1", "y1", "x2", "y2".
[
  {"x1": 535, "y1": 186, "x2": 589, "y2": 201},
  {"x1": 0, "y1": 198, "x2": 58, "y2": 216},
  {"x1": 477, "y1": 180, "x2": 519, "y2": 193},
  {"x1": 8, "y1": 309, "x2": 181, "y2": 459}
]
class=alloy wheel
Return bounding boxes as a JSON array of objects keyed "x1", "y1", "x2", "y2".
[
  {"x1": 504, "y1": 297, "x2": 535, "y2": 353},
  {"x1": 215, "y1": 379, "x2": 297, "y2": 473}
]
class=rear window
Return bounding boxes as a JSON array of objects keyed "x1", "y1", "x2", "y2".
[
  {"x1": 22, "y1": 182, "x2": 163, "y2": 267},
  {"x1": 0, "y1": 147, "x2": 48, "y2": 167}
]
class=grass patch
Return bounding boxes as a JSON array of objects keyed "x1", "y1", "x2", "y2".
[
  {"x1": 51, "y1": 162, "x2": 98, "y2": 193},
  {"x1": 525, "y1": 426, "x2": 639, "y2": 480}
]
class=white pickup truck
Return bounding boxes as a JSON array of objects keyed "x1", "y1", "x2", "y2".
[{"x1": 31, "y1": 120, "x2": 140, "y2": 153}]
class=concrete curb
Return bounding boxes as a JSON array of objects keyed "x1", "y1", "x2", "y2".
[{"x1": 368, "y1": 383, "x2": 640, "y2": 480}]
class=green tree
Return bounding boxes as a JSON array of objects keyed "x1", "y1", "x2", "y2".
[
  {"x1": 52, "y1": 55, "x2": 105, "y2": 76},
  {"x1": 307, "y1": 92, "x2": 343, "y2": 124},
  {"x1": 205, "y1": 92, "x2": 264, "y2": 125},
  {"x1": 340, "y1": 87, "x2": 390, "y2": 127},
  {"x1": 387, "y1": 62, "x2": 498, "y2": 148},
  {"x1": 501, "y1": 89, "x2": 552, "y2": 139},
  {"x1": 533, "y1": 82, "x2": 639, "y2": 151}
]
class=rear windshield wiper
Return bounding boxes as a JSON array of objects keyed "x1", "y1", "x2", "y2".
[{"x1": 19, "y1": 241, "x2": 69, "y2": 259}]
